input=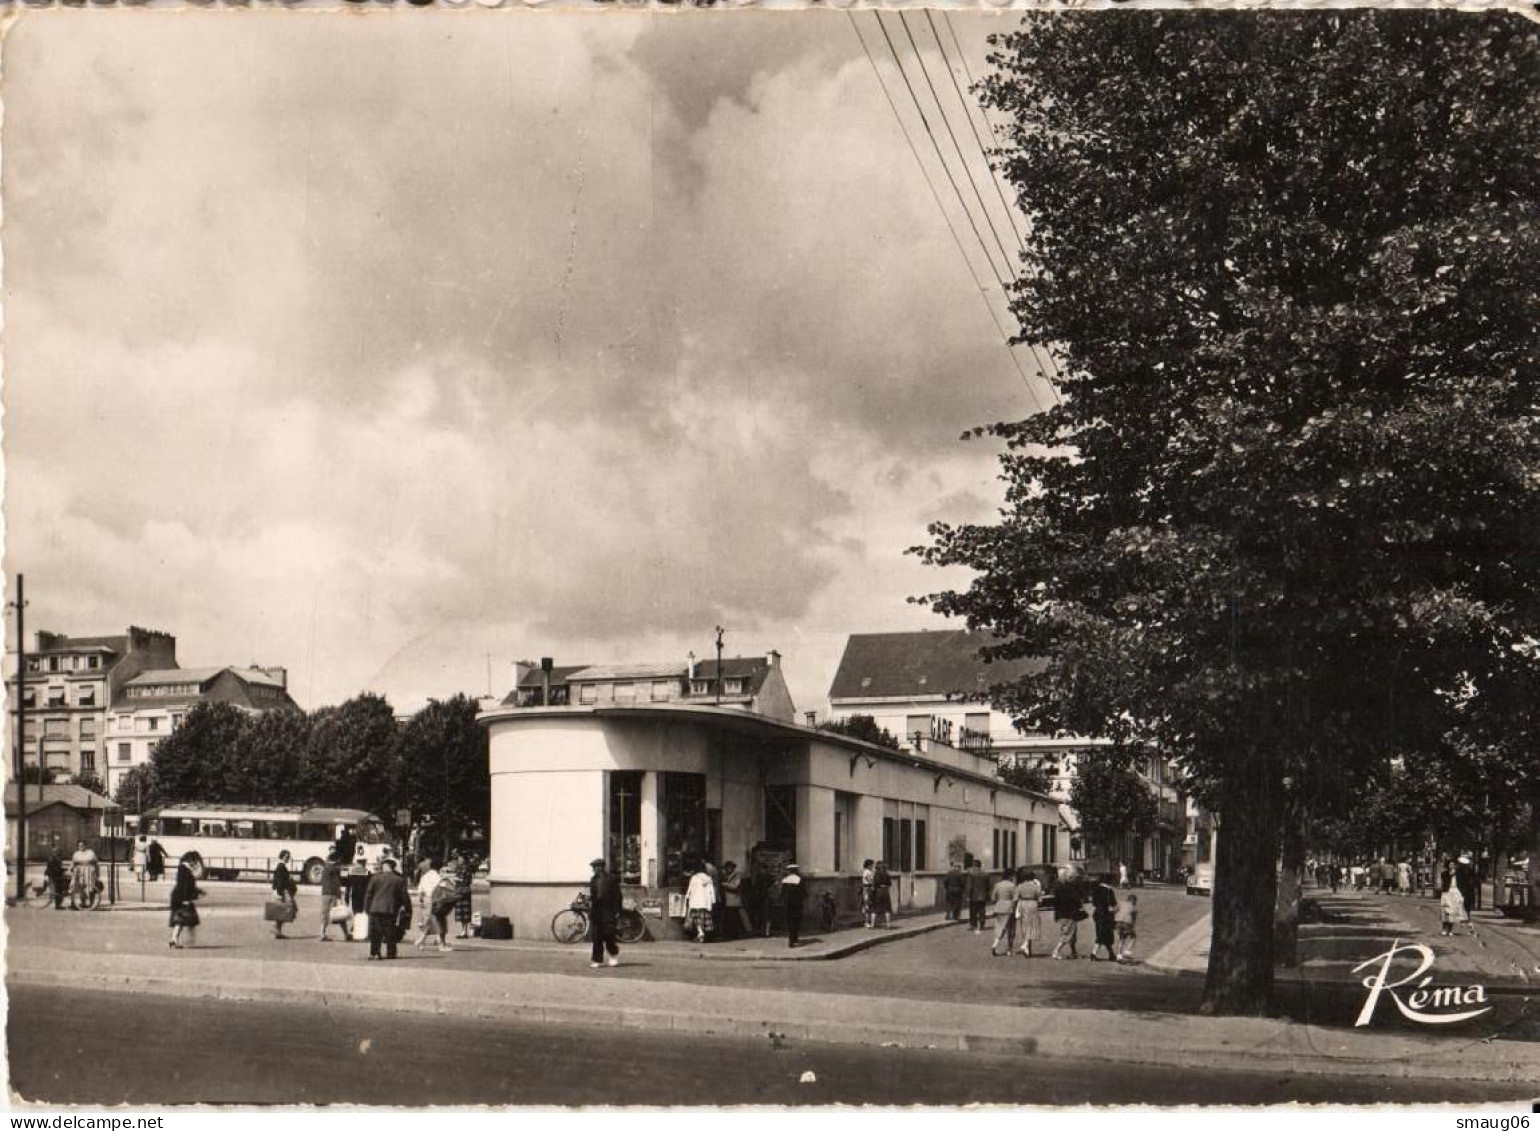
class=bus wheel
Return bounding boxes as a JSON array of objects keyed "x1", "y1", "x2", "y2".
[
  {"x1": 303, "y1": 857, "x2": 325, "y2": 886},
  {"x1": 185, "y1": 855, "x2": 205, "y2": 882}
]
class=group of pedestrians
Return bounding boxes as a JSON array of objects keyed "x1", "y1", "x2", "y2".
[
  {"x1": 682, "y1": 859, "x2": 812, "y2": 947},
  {"x1": 860, "y1": 860, "x2": 894, "y2": 928},
  {"x1": 157, "y1": 832, "x2": 479, "y2": 961},
  {"x1": 40, "y1": 841, "x2": 105, "y2": 911},
  {"x1": 969, "y1": 864, "x2": 1138, "y2": 964},
  {"x1": 681, "y1": 859, "x2": 798, "y2": 943}
]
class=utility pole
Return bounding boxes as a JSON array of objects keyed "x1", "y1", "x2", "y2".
[
  {"x1": 9, "y1": 574, "x2": 27, "y2": 902},
  {"x1": 714, "y1": 626, "x2": 725, "y2": 705}
]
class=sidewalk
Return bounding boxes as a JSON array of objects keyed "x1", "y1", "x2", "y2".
[
  {"x1": 470, "y1": 912, "x2": 963, "y2": 962},
  {"x1": 13, "y1": 943, "x2": 1539, "y2": 1083},
  {"x1": 10, "y1": 924, "x2": 1539, "y2": 1085}
]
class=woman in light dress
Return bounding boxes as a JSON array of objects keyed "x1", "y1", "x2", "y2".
[
  {"x1": 685, "y1": 865, "x2": 717, "y2": 943},
  {"x1": 1014, "y1": 867, "x2": 1044, "y2": 958}
]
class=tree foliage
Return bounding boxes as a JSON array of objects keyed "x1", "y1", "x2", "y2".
[
  {"x1": 113, "y1": 764, "x2": 161, "y2": 814},
  {"x1": 817, "y1": 714, "x2": 902, "y2": 750},
  {"x1": 997, "y1": 757, "x2": 1056, "y2": 796},
  {"x1": 141, "y1": 694, "x2": 493, "y2": 844},
  {"x1": 395, "y1": 694, "x2": 490, "y2": 849},
  {"x1": 919, "y1": 11, "x2": 1539, "y2": 1014},
  {"x1": 1069, "y1": 752, "x2": 1158, "y2": 857}
]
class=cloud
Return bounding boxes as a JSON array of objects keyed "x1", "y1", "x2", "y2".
[{"x1": 3, "y1": 11, "x2": 1028, "y2": 712}]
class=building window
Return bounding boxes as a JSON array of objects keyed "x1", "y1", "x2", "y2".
[
  {"x1": 883, "y1": 817, "x2": 897, "y2": 869},
  {"x1": 992, "y1": 828, "x2": 1000, "y2": 867},
  {"x1": 965, "y1": 712, "x2": 990, "y2": 736},
  {"x1": 904, "y1": 715, "x2": 931, "y2": 746},
  {"x1": 47, "y1": 688, "x2": 66, "y2": 707},
  {"x1": 147, "y1": 740, "x2": 160, "y2": 756},
  {"x1": 689, "y1": 680, "x2": 711, "y2": 696},
  {"x1": 1041, "y1": 823, "x2": 1057, "y2": 864},
  {"x1": 88, "y1": 656, "x2": 100, "y2": 669},
  {"x1": 723, "y1": 678, "x2": 745, "y2": 695},
  {"x1": 833, "y1": 792, "x2": 856, "y2": 873},
  {"x1": 78, "y1": 688, "x2": 96, "y2": 708},
  {"x1": 21, "y1": 689, "x2": 35, "y2": 709},
  {"x1": 764, "y1": 784, "x2": 797, "y2": 858},
  {"x1": 663, "y1": 772, "x2": 708, "y2": 885},
  {"x1": 44, "y1": 718, "x2": 68, "y2": 738},
  {"x1": 613, "y1": 683, "x2": 637, "y2": 705},
  {"x1": 79, "y1": 719, "x2": 96, "y2": 740},
  {"x1": 578, "y1": 684, "x2": 597, "y2": 705},
  {"x1": 80, "y1": 751, "x2": 96, "y2": 772},
  {"x1": 650, "y1": 680, "x2": 673, "y2": 703},
  {"x1": 607, "y1": 771, "x2": 643, "y2": 884},
  {"x1": 899, "y1": 818, "x2": 912, "y2": 872},
  {"x1": 148, "y1": 717, "x2": 161, "y2": 732},
  {"x1": 117, "y1": 744, "x2": 132, "y2": 763},
  {"x1": 915, "y1": 813, "x2": 929, "y2": 871}
]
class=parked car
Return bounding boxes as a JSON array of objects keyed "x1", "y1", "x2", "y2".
[{"x1": 1186, "y1": 862, "x2": 1214, "y2": 897}]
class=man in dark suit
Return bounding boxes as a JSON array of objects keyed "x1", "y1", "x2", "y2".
[
  {"x1": 364, "y1": 858, "x2": 410, "y2": 961},
  {"x1": 589, "y1": 857, "x2": 622, "y2": 969},
  {"x1": 780, "y1": 864, "x2": 807, "y2": 949}
]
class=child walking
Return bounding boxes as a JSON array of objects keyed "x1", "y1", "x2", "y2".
[{"x1": 1114, "y1": 892, "x2": 1138, "y2": 962}]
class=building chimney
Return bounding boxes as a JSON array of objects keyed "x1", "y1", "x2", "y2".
[
  {"x1": 687, "y1": 651, "x2": 697, "y2": 679},
  {"x1": 765, "y1": 650, "x2": 780, "y2": 669}
]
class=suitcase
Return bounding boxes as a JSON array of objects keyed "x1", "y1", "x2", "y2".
[
  {"x1": 480, "y1": 914, "x2": 512, "y2": 940},
  {"x1": 264, "y1": 900, "x2": 297, "y2": 923},
  {"x1": 351, "y1": 911, "x2": 370, "y2": 941},
  {"x1": 328, "y1": 904, "x2": 353, "y2": 926}
]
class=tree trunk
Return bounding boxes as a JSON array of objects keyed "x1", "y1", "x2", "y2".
[
  {"x1": 1202, "y1": 766, "x2": 1283, "y2": 1016},
  {"x1": 1274, "y1": 801, "x2": 1305, "y2": 967}
]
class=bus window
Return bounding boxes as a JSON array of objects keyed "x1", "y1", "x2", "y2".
[
  {"x1": 200, "y1": 821, "x2": 228, "y2": 838},
  {"x1": 358, "y1": 821, "x2": 388, "y2": 844},
  {"x1": 298, "y1": 823, "x2": 331, "y2": 842},
  {"x1": 232, "y1": 821, "x2": 258, "y2": 840}
]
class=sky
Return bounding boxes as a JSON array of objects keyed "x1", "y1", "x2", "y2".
[{"x1": 2, "y1": 9, "x2": 1053, "y2": 716}]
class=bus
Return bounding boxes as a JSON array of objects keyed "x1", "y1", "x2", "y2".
[{"x1": 138, "y1": 805, "x2": 395, "y2": 885}]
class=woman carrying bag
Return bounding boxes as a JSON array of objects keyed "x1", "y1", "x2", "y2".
[{"x1": 168, "y1": 855, "x2": 203, "y2": 949}]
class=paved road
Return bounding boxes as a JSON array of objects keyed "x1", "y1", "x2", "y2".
[
  {"x1": 9, "y1": 986, "x2": 1534, "y2": 1107},
  {"x1": 6, "y1": 882, "x2": 1216, "y2": 1014}
]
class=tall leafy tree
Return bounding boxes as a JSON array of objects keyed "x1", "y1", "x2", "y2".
[
  {"x1": 149, "y1": 702, "x2": 249, "y2": 803},
  {"x1": 920, "y1": 12, "x2": 1539, "y2": 1013},
  {"x1": 113, "y1": 764, "x2": 161, "y2": 814},
  {"x1": 997, "y1": 757, "x2": 1056, "y2": 796},
  {"x1": 1068, "y1": 752, "x2": 1157, "y2": 863},
  {"x1": 395, "y1": 695, "x2": 489, "y2": 854},
  {"x1": 299, "y1": 693, "x2": 401, "y2": 818},
  {"x1": 817, "y1": 714, "x2": 902, "y2": 750}
]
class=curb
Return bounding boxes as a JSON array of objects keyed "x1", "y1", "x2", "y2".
[
  {"x1": 457, "y1": 916, "x2": 963, "y2": 962},
  {"x1": 11, "y1": 964, "x2": 1538, "y2": 1084}
]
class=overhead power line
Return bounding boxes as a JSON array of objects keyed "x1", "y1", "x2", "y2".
[
  {"x1": 863, "y1": 12, "x2": 1061, "y2": 405},
  {"x1": 897, "y1": 10, "x2": 1019, "y2": 285},
  {"x1": 930, "y1": 11, "x2": 1065, "y2": 394},
  {"x1": 847, "y1": 10, "x2": 1050, "y2": 414}
]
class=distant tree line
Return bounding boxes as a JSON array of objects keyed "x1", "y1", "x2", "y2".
[{"x1": 114, "y1": 693, "x2": 489, "y2": 845}]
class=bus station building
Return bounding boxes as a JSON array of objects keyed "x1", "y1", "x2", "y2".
[{"x1": 479, "y1": 653, "x2": 1065, "y2": 939}]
